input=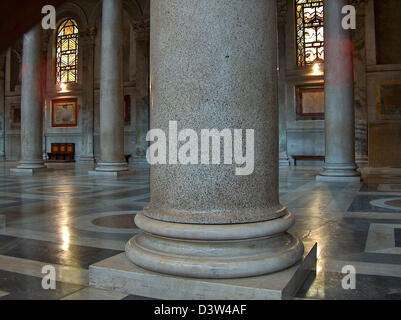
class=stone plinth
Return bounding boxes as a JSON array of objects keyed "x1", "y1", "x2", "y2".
[{"x1": 90, "y1": 243, "x2": 316, "y2": 300}]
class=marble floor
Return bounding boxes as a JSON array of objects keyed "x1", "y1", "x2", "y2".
[{"x1": 0, "y1": 162, "x2": 401, "y2": 300}]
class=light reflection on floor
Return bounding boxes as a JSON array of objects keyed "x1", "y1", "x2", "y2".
[{"x1": 0, "y1": 162, "x2": 401, "y2": 299}]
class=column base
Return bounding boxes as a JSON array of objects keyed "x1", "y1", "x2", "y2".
[
  {"x1": 132, "y1": 156, "x2": 150, "y2": 170},
  {"x1": 316, "y1": 163, "x2": 361, "y2": 183},
  {"x1": 356, "y1": 156, "x2": 369, "y2": 168},
  {"x1": 78, "y1": 155, "x2": 95, "y2": 163},
  {"x1": 125, "y1": 212, "x2": 304, "y2": 279},
  {"x1": 279, "y1": 158, "x2": 291, "y2": 167},
  {"x1": 88, "y1": 170, "x2": 135, "y2": 177},
  {"x1": 89, "y1": 161, "x2": 133, "y2": 177},
  {"x1": 0, "y1": 215, "x2": 5, "y2": 229},
  {"x1": 316, "y1": 175, "x2": 361, "y2": 183},
  {"x1": 90, "y1": 243, "x2": 316, "y2": 300},
  {"x1": 10, "y1": 167, "x2": 52, "y2": 176}
]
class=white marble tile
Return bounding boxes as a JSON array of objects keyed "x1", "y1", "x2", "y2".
[{"x1": 365, "y1": 224, "x2": 401, "y2": 255}]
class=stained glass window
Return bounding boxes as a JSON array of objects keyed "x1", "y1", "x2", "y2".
[
  {"x1": 295, "y1": 0, "x2": 324, "y2": 67},
  {"x1": 56, "y1": 19, "x2": 79, "y2": 84}
]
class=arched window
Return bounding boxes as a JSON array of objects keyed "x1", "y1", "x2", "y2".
[
  {"x1": 56, "y1": 19, "x2": 79, "y2": 84},
  {"x1": 295, "y1": 0, "x2": 324, "y2": 66}
]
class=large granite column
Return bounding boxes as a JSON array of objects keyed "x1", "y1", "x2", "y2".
[
  {"x1": 126, "y1": 0, "x2": 304, "y2": 279},
  {"x1": 317, "y1": 0, "x2": 360, "y2": 182},
  {"x1": 11, "y1": 26, "x2": 48, "y2": 176},
  {"x1": 90, "y1": 0, "x2": 129, "y2": 176}
]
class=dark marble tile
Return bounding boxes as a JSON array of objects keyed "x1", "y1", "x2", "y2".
[
  {"x1": 297, "y1": 271, "x2": 401, "y2": 300},
  {"x1": 395, "y1": 229, "x2": 401, "y2": 248},
  {"x1": 347, "y1": 195, "x2": 401, "y2": 213},
  {"x1": 343, "y1": 252, "x2": 401, "y2": 265},
  {"x1": 0, "y1": 235, "x2": 122, "y2": 269},
  {"x1": 0, "y1": 197, "x2": 43, "y2": 209},
  {"x1": 0, "y1": 270, "x2": 83, "y2": 300}
]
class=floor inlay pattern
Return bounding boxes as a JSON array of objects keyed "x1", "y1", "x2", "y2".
[{"x1": 0, "y1": 163, "x2": 400, "y2": 299}]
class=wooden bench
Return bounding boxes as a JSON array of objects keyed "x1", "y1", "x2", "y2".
[
  {"x1": 291, "y1": 155, "x2": 325, "y2": 166},
  {"x1": 47, "y1": 143, "x2": 75, "y2": 162}
]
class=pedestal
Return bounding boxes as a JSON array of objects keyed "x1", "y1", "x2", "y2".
[{"x1": 90, "y1": 243, "x2": 317, "y2": 300}]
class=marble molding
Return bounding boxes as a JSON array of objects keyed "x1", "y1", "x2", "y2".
[
  {"x1": 10, "y1": 25, "x2": 50, "y2": 176},
  {"x1": 121, "y1": 0, "x2": 313, "y2": 287}
]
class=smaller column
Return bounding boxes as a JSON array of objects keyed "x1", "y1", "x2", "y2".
[
  {"x1": 132, "y1": 19, "x2": 150, "y2": 169},
  {"x1": 89, "y1": 0, "x2": 132, "y2": 176},
  {"x1": 11, "y1": 25, "x2": 49, "y2": 176},
  {"x1": 278, "y1": 15, "x2": 290, "y2": 167},
  {"x1": 317, "y1": 0, "x2": 360, "y2": 183},
  {"x1": 79, "y1": 27, "x2": 96, "y2": 163}
]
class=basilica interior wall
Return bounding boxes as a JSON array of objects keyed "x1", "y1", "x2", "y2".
[
  {"x1": 281, "y1": 0, "x2": 400, "y2": 168},
  {"x1": 1, "y1": 0, "x2": 399, "y2": 168},
  {"x1": 1, "y1": 0, "x2": 150, "y2": 164},
  {"x1": 281, "y1": 0, "x2": 326, "y2": 166},
  {"x1": 365, "y1": 0, "x2": 401, "y2": 168}
]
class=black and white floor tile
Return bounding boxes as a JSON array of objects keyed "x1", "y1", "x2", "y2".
[{"x1": 0, "y1": 162, "x2": 400, "y2": 299}]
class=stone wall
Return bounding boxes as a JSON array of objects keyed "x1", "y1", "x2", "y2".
[
  {"x1": 1, "y1": 0, "x2": 150, "y2": 165},
  {"x1": 365, "y1": 0, "x2": 401, "y2": 167}
]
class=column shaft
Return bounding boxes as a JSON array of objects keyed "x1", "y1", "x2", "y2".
[
  {"x1": 96, "y1": 0, "x2": 127, "y2": 172},
  {"x1": 317, "y1": 0, "x2": 360, "y2": 182},
  {"x1": 17, "y1": 25, "x2": 46, "y2": 170},
  {"x1": 79, "y1": 28, "x2": 96, "y2": 163},
  {"x1": 126, "y1": 0, "x2": 303, "y2": 279}
]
